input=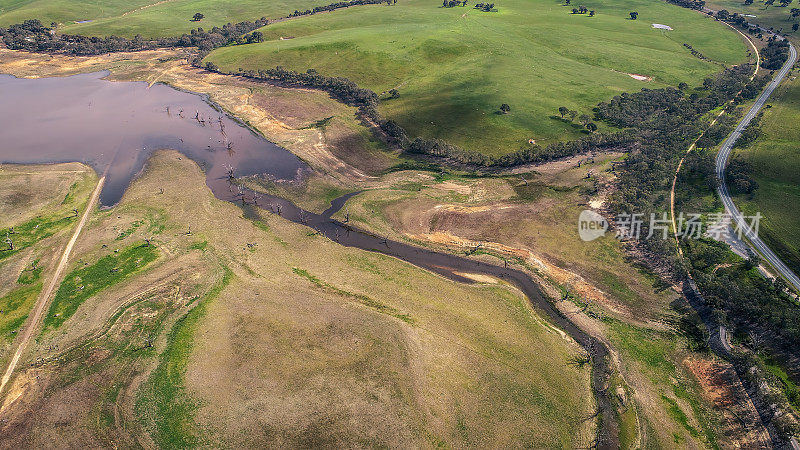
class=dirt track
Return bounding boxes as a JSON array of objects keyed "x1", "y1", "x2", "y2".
[{"x1": 0, "y1": 176, "x2": 105, "y2": 402}]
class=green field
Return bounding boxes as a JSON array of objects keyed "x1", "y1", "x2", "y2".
[
  {"x1": 0, "y1": 0, "x2": 320, "y2": 37},
  {"x1": 206, "y1": 0, "x2": 747, "y2": 155},
  {"x1": 43, "y1": 242, "x2": 159, "y2": 331},
  {"x1": 734, "y1": 71, "x2": 800, "y2": 275},
  {"x1": 705, "y1": 0, "x2": 800, "y2": 35}
]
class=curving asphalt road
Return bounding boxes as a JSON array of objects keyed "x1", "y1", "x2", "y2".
[{"x1": 715, "y1": 40, "x2": 800, "y2": 292}]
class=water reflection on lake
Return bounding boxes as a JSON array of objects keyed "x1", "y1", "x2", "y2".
[{"x1": 0, "y1": 71, "x2": 307, "y2": 206}]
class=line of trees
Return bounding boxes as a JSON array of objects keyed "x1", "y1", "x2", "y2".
[{"x1": 663, "y1": 0, "x2": 705, "y2": 9}]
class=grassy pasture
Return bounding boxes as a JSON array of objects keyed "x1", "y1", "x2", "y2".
[
  {"x1": 206, "y1": 0, "x2": 747, "y2": 155},
  {"x1": 0, "y1": 0, "x2": 324, "y2": 37},
  {"x1": 733, "y1": 70, "x2": 800, "y2": 275},
  {"x1": 705, "y1": 0, "x2": 800, "y2": 35}
]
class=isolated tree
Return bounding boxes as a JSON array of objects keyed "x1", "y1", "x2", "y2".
[
  {"x1": 629, "y1": 11, "x2": 638, "y2": 19},
  {"x1": 565, "y1": 0, "x2": 571, "y2": 4},
  {"x1": 589, "y1": 9, "x2": 595, "y2": 16},
  {"x1": 678, "y1": 82, "x2": 688, "y2": 90},
  {"x1": 389, "y1": 88, "x2": 400, "y2": 98},
  {"x1": 764, "y1": 0, "x2": 775, "y2": 7},
  {"x1": 579, "y1": 5, "x2": 588, "y2": 13},
  {"x1": 558, "y1": 106, "x2": 569, "y2": 118},
  {"x1": 794, "y1": 23, "x2": 799, "y2": 31},
  {"x1": 586, "y1": 122, "x2": 597, "y2": 133},
  {"x1": 500, "y1": 103, "x2": 511, "y2": 113},
  {"x1": 780, "y1": 0, "x2": 792, "y2": 6},
  {"x1": 192, "y1": 12, "x2": 205, "y2": 21},
  {"x1": 572, "y1": 7, "x2": 579, "y2": 13}
]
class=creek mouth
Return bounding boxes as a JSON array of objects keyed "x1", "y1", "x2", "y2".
[{"x1": 0, "y1": 71, "x2": 618, "y2": 448}]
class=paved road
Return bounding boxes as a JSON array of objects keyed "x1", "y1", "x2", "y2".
[{"x1": 715, "y1": 41, "x2": 800, "y2": 292}]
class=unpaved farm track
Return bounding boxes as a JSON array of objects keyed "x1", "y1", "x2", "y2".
[{"x1": 0, "y1": 176, "x2": 105, "y2": 400}]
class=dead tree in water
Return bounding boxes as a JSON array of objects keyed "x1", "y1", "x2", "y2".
[
  {"x1": 224, "y1": 164, "x2": 235, "y2": 182},
  {"x1": 178, "y1": 109, "x2": 184, "y2": 118},
  {"x1": 166, "y1": 106, "x2": 171, "y2": 116}
]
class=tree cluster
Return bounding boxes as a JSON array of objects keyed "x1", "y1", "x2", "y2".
[
  {"x1": 474, "y1": 2, "x2": 496, "y2": 11},
  {"x1": 762, "y1": 37, "x2": 791, "y2": 70},
  {"x1": 442, "y1": 0, "x2": 468, "y2": 7},
  {"x1": 726, "y1": 156, "x2": 759, "y2": 194},
  {"x1": 663, "y1": 0, "x2": 705, "y2": 10}
]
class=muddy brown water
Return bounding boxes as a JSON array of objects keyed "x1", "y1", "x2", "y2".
[{"x1": 0, "y1": 72, "x2": 617, "y2": 447}]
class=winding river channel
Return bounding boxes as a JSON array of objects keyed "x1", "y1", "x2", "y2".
[{"x1": 0, "y1": 71, "x2": 617, "y2": 448}]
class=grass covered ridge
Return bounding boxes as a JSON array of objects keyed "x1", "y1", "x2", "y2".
[
  {"x1": 135, "y1": 267, "x2": 232, "y2": 448},
  {"x1": 43, "y1": 242, "x2": 159, "y2": 332},
  {"x1": 206, "y1": 0, "x2": 747, "y2": 155},
  {"x1": 0, "y1": 0, "x2": 325, "y2": 37}
]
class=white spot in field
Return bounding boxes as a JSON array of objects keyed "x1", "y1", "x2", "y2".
[{"x1": 652, "y1": 23, "x2": 673, "y2": 30}]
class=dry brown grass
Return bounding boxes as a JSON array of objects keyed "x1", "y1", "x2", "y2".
[{"x1": 0, "y1": 153, "x2": 596, "y2": 447}]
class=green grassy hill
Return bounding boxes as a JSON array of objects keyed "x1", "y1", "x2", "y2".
[
  {"x1": 705, "y1": 0, "x2": 800, "y2": 35},
  {"x1": 0, "y1": 0, "x2": 321, "y2": 37},
  {"x1": 205, "y1": 0, "x2": 747, "y2": 155}
]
